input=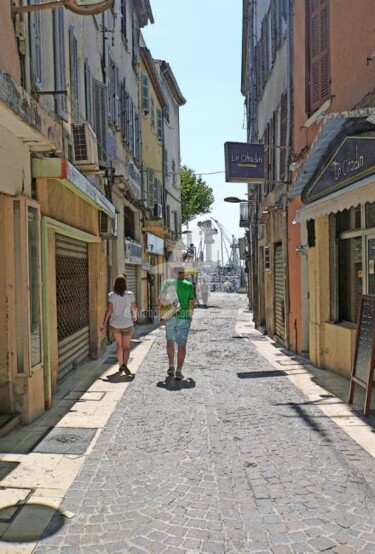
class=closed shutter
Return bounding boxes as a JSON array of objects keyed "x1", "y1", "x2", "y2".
[
  {"x1": 274, "y1": 243, "x2": 285, "y2": 341},
  {"x1": 29, "y1": 3, "x2": 43, "y2": 87},
  {"x1": 55, "y1": 235, "x2": 89, "y2": 381},
  {"x1": 84, "y1": 59, "x2": 93, "y2": 127},
  {"x1": 124, "y1": 265, "x2": 138, "y2": 300},
  {"x1": 307, "y1": 0, "x2": 330, "y2": 113},
  {"x1": 142, "y1": 74, "x2": 149, "y2": 113},
  {"x1": 69, "y1": 27, "x2": 80, "y2": 123},
  {"x1": 53, "y1": 10, "x2": 67, "y2": 119},
  {"x1": 279, "y1": 93, "x2": 287, "y2": 181},
  {"x1": 93, "y1": 78, "x2": 108, "y2": 166}
]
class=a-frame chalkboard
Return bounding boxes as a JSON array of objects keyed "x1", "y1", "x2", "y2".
[{"x1": 348, "y1": 295, "x2": 375, "y2": 415}]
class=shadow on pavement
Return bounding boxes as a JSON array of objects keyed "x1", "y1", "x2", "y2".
[
  {"x1": 156, "y1": 377, "x2": 196, "y2": 391},
  {"x1": 0, "y1": 503, "x2": 65, "y2": 543},
  {"x1": 237, "y1": 370, "x2": 287, "y2": 379},
  {"x1": 100, "y1": 371, "x2": 135, "y2": 384}
]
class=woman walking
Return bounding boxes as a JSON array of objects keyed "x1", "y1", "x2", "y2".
[{"x1": 101, "y1": 274, "x2": 138, "y2": 377}]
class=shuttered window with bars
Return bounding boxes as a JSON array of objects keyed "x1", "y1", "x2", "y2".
[
  {"x1": 307, "y1": 0, "x2": 330, "y2": 114},
  {"x1": 84, "y1": 60, "x2": 93, "y2": 127}
]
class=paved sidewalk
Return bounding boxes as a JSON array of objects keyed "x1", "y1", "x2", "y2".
[{"x1": 3, "y1": 295, "x2": 375, "y2": 553}]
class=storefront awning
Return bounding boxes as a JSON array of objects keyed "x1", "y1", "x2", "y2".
[
  {"x1": 32, "y1": 158, "x2": 115, "y2": 218},
  {"x1": 296, "y1": 174, "x2": 375, "y2": 223},
  {"x1": 290, "y1": 108, "x2": 375, "y2": 199}
]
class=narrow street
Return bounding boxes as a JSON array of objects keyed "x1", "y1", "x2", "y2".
[{"x1": 2, "y1": 294, "x2": 370, "y2": 553}]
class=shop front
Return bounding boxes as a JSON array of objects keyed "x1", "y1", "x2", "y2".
[{"x1": 295, "y1": 115, "x2": 375, "y2": 378}]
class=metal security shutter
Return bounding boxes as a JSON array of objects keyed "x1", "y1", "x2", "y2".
[
  {"x1": 56, "y1": 235, "x2": 89, "y2": 381},
  {"x1": 124, "y1": 264, "x2": 137, "y2": 298},
  {"x1": 274, "y1": 243, "x2": 285, "y2": 341}
]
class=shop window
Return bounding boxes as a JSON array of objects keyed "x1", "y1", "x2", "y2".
[
  {"x1": 13, "y1": 198, "x2": 42, "y2": 373},
  {"x1": 336, "y1": 206, "x2": 361, "y2": 233}
]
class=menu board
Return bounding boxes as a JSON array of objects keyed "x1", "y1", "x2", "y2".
[{"x1": 348, "y1": 295, "x2": 375, "y2": 415}]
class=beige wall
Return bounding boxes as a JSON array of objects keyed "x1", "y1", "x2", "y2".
[
  {"x1": 0, "y1": 127, "x2": 31, "y2": 196},
  {"x1": 0, "y1": 4, "x2": 21, "y2": 82}
]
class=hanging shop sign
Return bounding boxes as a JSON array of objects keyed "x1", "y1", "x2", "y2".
[
  {"x1": 224, "y1": 142, "x2": 264, "y2": 183},
  {"x1": 303, "y1": 136, "x2": 375, "y2": 204}
]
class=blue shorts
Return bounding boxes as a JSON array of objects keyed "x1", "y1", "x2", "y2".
[{"x1": 165, "y1": 318, "x2": 191, "y2": 345}]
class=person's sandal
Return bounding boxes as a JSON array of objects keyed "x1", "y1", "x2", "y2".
[{"x1": 121, "y1": 364, "x2": 133, "y2": 377}]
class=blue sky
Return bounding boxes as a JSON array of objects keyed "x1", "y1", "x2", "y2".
[{"x1": 143, "y1": 0, "x2": 247, "y2": 263}]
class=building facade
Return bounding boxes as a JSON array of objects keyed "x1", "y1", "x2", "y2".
[
  {"x1": 242, "y1": 0, "x2": 375, "y2": 378},
  {"x1": 0, "y1": 0, "x2": 184, "y2": 430}
]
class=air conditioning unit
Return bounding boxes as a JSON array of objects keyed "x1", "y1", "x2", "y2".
[
  {"x1": 72, "y1": 122, "x2": 99, "y2": 170},
  {"x1": 153, "y1": 203, "x2": 163, "y2": 219},
  {"x1": 99, "y1": 211, "x2": 118, "y2": 239}
]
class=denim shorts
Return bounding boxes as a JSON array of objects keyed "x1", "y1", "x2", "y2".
[{"x1": 165, "y1": 318, "x2": 191, "y2": 345}]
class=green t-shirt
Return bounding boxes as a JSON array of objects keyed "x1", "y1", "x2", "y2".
[{"x1": 161, "y1": 278, "x2": 195, "y2": 319}]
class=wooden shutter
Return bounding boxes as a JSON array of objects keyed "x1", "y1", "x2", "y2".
[
  {"x1": 157, "y1": 108, "x2": 163, "y2": 141},
  {"x1": 53, "y1": 10, "x2": 67, "y2": 119},
  {"x1": 93, "y1": 78, "x2": 108, "y2": 165},
  {"x1": 279, "y1": 93, "x2": 288, "y2": 181},
  {"x1": 307, "y1": 0, "x2": 330, "y2": 113},
  {"x1": 142, "y1": 74, "x2": 149, "y2": 113},
  {"x1": 147, "y1": 169, "x2": 155, "y2": 209},
  {"x1": 69, "y1": 27, "x2": 79, "y2": 123},
  {"x1": 29, "y1": 5, "x2": 43, "y2": 87},
  {"x1": 84, "y1": 60, "x2": 93, "y2": 127}
]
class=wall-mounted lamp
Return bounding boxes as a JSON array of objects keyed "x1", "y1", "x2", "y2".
[
  {"x1": 295, "y1": 244, "x2": 308, "y2": 255},
  {"x1": 291, "y1": 217, "x2": 298, "y2": 225}
]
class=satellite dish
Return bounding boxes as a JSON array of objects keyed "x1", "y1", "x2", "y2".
[{"x1": 12, "y1": 0, "x2": 113, "y2": 16}]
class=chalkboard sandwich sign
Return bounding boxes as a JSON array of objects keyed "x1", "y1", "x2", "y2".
[{"x1": 348, "y1": 295, "x2": 375, "y2": 415}]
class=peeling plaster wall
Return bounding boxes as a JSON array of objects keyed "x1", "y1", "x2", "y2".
[{"x1": 0, "y1": 125, "x2": 31, "y2": 196}]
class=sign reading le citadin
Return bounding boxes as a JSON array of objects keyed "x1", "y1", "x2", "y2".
[{"x1": 224, "y1": 142, "x2": 265, "y2": 183}]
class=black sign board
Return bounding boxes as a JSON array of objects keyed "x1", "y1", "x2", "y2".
[
  {"x1": 348, "y1": 295, "x2": 375, "y2": 415},
  {"x1": 224, "y1": 142, "x2": 265, "y2": 183},
  {"x1": 303, "y1": 136, "x2": 375, "y2": 204}
]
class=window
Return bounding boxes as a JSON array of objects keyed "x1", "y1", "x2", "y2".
[
  {"x1": 306, "y1": 0, "x2": 330, "y2": 114},
  {"x1": 150, "y1": 96, "x2": 155, "y2": 128},
  {"x1": 124, "y1": 206, "x2": 135, "y2": 240},
  {"x1": 333, "y1": 203, "x2": 375, "y2": 323},
  {"x1": 53, "y1": 10, "x2": 67, "y2": 119},
  {"x1": 69, "y1": 27, "x2": 80, "y2": 123},
  {"x1": 13, "y1": 198, "x2": 42, "y2": 373},
  {"x1": 264, "y1": 246, "x2": 271, "y2": 271},
  {"x1": 108, "y1": 53, "x2": 119, "y2": 127},
  {"x1": 120, "y1": 0, "x2": 127, "y2": 42},
  {"x1": 29, "y1": 1, "x2": 43, "y2": 88}
]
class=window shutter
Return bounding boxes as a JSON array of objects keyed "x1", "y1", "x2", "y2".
[
  {"x1": 307, "y1": 0, "x2": 330, "y2": 113},
  {"x1": 114, "y1": 65, "x2": 120, "y2": 128},
  {"x1": 120, "y1": 79, "x2": 126, "y2": 139},
  {"x1": 69, "y1": 27, "x2": 80, "y2": 123},
  {"x1": 147, "y1": 169, "x2": 154, "y2": 209},
  {"x1": 84, "y1": 60, "x2": 93, "y2": 127},
  {"x1": 93, "y1": 78, "x2": 108, "y2": 165},
  {"x1": 125, "y1": 90, "x2": 130, "y2": 146},
  {"x1": 142, "y1": 74, "x2": 149, "y2": 113},
  {"x1": 150, "y1": 96, "x2": 155, "y2": 128},
  {"x1": 29, "y1": 5, "x2": 43, "y2": 87},
  {"x1": 134, "y1": 112, "x2": 140, "y2": 162},
  {"x1": 157, "y1": 108, "x2": 163, "y2": 141},
  {"x1": 53, "y1": 10, "x2": 67, "y2": 119},
  {"x1": 164, "y1": 149, "x2": 168, "y2": 184},
  {"x1": 279, "y1": 93, "x2": 287, "y2": 181},
  {"x1": 120, "y1": 0, "x2": 127, "y2": 40}
]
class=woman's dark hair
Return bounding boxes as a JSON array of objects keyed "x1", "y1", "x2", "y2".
[{"x1": 113, "y1": 274, "x2": 127, "y2": 296}]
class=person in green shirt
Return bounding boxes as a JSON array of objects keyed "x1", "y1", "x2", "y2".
[{"x1": 159, "y1": 267, "x2": 195, "y2": 379}]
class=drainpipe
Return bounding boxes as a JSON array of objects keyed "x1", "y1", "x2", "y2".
[{"x1": 284, "y1": 0, "x2": 293, "y2": 349}]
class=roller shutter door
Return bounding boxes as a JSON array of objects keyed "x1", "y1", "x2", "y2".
[
  {"x1": 55, "y1": 234, "x2": 90, "y2": 381},
  {"x1": 274, "y1": 243, "x2": 285, "y2": 341},
  {"x1": 124, "y1": 264, "x2": 138, "y2": 299}
]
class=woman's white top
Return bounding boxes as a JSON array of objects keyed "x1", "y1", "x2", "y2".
[{"x1": 108, "y1": 291, "x2": 135, "y2": 329}]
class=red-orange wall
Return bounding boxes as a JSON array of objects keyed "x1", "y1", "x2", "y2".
[{"x1": 0, "y1": 5, "x2": 22, "y2": 82}]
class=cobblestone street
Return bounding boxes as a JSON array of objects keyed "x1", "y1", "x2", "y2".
[{"x1": 31, "y1": 294, "x2": 375, "y2": 553}]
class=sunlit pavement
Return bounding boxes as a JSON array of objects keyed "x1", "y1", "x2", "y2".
[{"x1": 2, "y1": 293, "x2": 375, "y2": 553}]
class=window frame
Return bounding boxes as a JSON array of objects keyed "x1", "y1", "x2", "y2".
[{"x1": 13, "y1": 197, "x2": 43, "y2": 375}]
